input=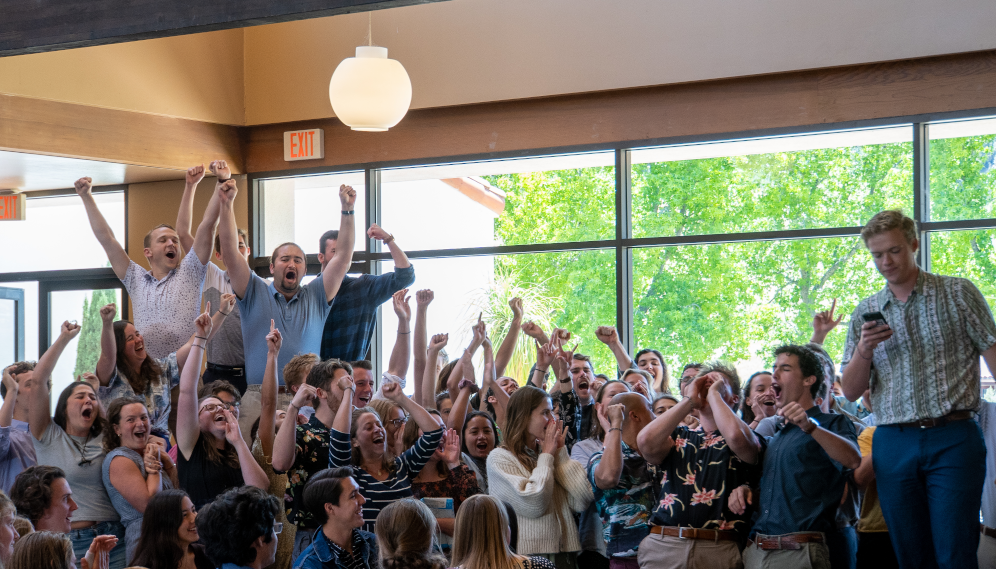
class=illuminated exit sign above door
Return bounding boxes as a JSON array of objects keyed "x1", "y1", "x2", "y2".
[
  {"x1": 284, "y1": 129, "x2": 325, "y2": 161},
  {"x1": 0, "y1": 194, "x2": 25, "y2": 221}
]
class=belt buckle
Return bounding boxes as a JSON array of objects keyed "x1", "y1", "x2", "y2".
[{"x1": 678, "y1": 527, "x2": 689, "y2": 540}]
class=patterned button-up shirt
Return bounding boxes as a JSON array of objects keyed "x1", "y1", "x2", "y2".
[
  {"x1": 122, "y1": 252, "x2": 208, "y2": 360},
  {"x1": 588, "y1": 441, "x2": 655, "y2": 556},
  {"x1": 99, "y1": 353, "x2": 180, "y2": 434},
  {"x1": 842, "y1": 271, "x2": 996, "y2": 424},
  {"x1": 279, "y1": 415, "x2": 332, "y2": 530}
]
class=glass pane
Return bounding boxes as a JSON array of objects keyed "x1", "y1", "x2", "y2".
[
  {"x1": 631, "y1": 127, "x2": 913, "y2": 238},
  {"x1": 0, "y1": 282, "x2": 38, "y2": 365},
  {"x1": 49, "y1": 288, "x2": 122, "y2": 406},
  {"x1": 380, "y1": 152, "x2": 616, "y2": 251},
  {"x1": 0, "y1": 193, "x2": 124, "y2": 272},
  {"x1": 378, "y1": 249, "x2": 616, "y2": 394},
  {"x1": 633, "y1": 236, "x2": 882, "y2": 379},
  {"x1": 261, "y1": 172, "x2": 366, "y2": 256},
  {"x1": 928, "y1": 117, "x2": 996, "y2": 222},
  {"x1": 0, "y1": 299, "x2": 14, "y2": 367}
]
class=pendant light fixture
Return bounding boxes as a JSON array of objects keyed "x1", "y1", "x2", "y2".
[{"x1": 328, "y1": 13, "x2": 412, "y2": 132}]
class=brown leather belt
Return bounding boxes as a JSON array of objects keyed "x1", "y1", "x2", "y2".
[
  {"x1": 650, "y1": 526, "x2": 738, "y2": 542},
  {"x1": 750, "y1": 533, "x2": 824, "y2": 550},
  {"x1": 983, "y1": 524, "x2": 996, "y2": 539},
  {"x1": 891, "y1": 410, "x2": 974, "y2": 429}
]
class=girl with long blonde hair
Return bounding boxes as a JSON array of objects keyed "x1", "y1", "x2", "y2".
[{"x1": 451, "y1": 495, "x2": 554, "y2": 569}]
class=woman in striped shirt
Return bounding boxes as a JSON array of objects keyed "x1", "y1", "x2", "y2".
[{"x1": 329, "y1": 378, "x2": 443, "y2": 532}]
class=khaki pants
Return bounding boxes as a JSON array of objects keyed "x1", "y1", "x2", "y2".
[
  {"x1": 980, "y1": 531, "x2": 996, "y2": 569},
  {"x1": 742, "y1": 536, "x2": 830, "y2": 569},
  {"x1": 637, "y1": 533, "x2": 743, "y2": 569}
]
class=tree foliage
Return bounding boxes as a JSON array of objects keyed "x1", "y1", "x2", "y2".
[{"x1": 73, "y1": 289, "x2": 118, "y2": 378}]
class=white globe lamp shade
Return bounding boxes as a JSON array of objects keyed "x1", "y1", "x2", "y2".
[{"x1": 329, "y1": 46, "x2": 412, "y2": 132}]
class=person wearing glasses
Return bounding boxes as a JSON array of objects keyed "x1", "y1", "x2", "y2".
[
  {"x1": 196, "y1": 486, "x2": 282, "y2": 569},
  {"x1": 271, "y1": 359, "x2": 352, "y2": 561},
  {"x1": 28, "y1": 321, "x2": 127, "y2": 568},
  {"x1": 369, "y1": 399, "x2": 407, "y2": 458},
  {"x1": 175, "y1": 309, "x2": 267, "y2": 509},
  {"x1": 95, "y1": 301, "x2": 232, "y2": 441}
]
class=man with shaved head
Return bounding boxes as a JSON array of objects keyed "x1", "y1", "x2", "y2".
[
  {"x1": 636, "y1": 362, "x2": 763, "y2": 569},
  {"x1": 588, "y1": 391, "x2": 656, "y2": 568}
]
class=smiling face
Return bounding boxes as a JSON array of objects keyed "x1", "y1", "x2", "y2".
[
  {"x1": 771, "y1": 353, "x2": 815, "y2": 409},
  {"x1": 213, "y1": 390, "x2": 240, "y2": 420},
  {"x1": 328, "y1": 477, "x2": 365, "y2": 530},
  {"x1": 464, "y1": 415, "x2": 496, "y2": 459},
  {"x1": 653, "y1": 397, "x2": 676, "y2": 416},
  {"x1": 177, "y1": 496, "x2": 199, "y2": 546},
  {"x1": 197, "y1": 397, "x2": 229, "y2": 439},
  {"x1": 497, "y1": 377, "x2": 518, "y2": 396},
  {"x1": 747, "y1": 373, "x2": 776, "y2": 412},
  {"x1": 569, "y1": 359, "x2": 595, "y2": 401},
  {"x1": 66, "y1": 384, "x2": 99, "y2": 433},
  {"x1": 382, "y1": 406, "x2": 406, "y2": 456},
  {"x1": 866, "y1": 228, "x2": 918, "y2": 286},
  {"x1": 144, "y1": 226, "x2": 181, "y2": 271},
  {"x1": 270, "y1": 244, "x2": 306, "y2": 295},
  {"x1": 36, "y1": 477, "x2": 77, "y2": 533},
  {"x1": 0, "y1": 512, "x2": 16, "y2": 565},
  {"x1": 114, "y1": 403, "x2": 151, "y2": 452},
  {"x1": 353, "y1": 412, "x2": 387, "y2": 461},
  {"x1": 120, "y1": 323, "x2": 146, "y2": 369},
  {"x1": 437, "y1": 397, "x2": 453, "y2": 424},
  {"x1": 636, "y1": 353, "x2": 664, "y2": 384},
  {"x1": 352, "y1": 368, "x2": 374, "y2": 408},
  {"x1": 526, "y1": 398, "x2": 554, "y2": 442},
  {"x1": 622, "y1": 372, "x2": 650, "y2": 399}
]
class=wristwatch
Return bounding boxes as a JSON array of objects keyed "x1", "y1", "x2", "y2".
[{"x1": 801, "y1": 416, "x2": 820, "y2": 435}]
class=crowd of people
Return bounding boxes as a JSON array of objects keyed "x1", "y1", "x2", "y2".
[{"x1": 0, "y1": 163, "x2": 993, "y2": 569}]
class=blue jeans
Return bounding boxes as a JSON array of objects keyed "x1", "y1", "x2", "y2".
[
  {"x1": 873, "y1": 419, "x2": 986, "y2": 569},
  {"x1": 69, "y1": 520, "x2": 127, "y2": 569}
]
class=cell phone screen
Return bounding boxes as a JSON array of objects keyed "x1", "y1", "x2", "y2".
[{"x1": 861, "y1": 311, "x2": 888, "y2": 327}]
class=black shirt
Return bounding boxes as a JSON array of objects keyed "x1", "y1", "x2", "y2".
[
  {"x1": 177, "y1": 437, "x2": 245, "y2": 509},
  {"x1": 752, "y1": 407, "x2": 858, "y2": 536}
]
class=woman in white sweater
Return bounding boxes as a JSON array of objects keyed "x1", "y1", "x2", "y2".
[{"x1": 486, "y1": 385, "x2": 593, "y2": 569}]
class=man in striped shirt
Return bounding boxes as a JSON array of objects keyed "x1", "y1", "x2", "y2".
[{"x1": 841, "y1": 210, "x2": 996, "y2": 569}]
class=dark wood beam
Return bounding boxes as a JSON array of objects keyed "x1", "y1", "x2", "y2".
[{"x1": 0, "y1": 0, "x2": 449, "y2": 57}]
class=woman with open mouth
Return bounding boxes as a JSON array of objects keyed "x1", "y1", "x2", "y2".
[
  {"x1": 101, "y1": 396, "x2": 178, "y2": 561},
  {"x1": 175, "y1": 309, "x2": 269, "y2": 509},
  {"x1": 94, "y1": 299, "x2": 232, "y2": 440},
  {"x1": 29, "y1": 321, "x2": 128, "y2": 569},
  {"x1": 128, "y1": 489, "x2": 212, "y2": 569},
  {"x1": 329, "y1": 377, "x2": 444, "y2": 532},
  {"x1": 740, "y1": 371, "x2": 776, "y2": 429},
  {"x1": 459, "y1": 411, "x2": 498, "y2": 493}
]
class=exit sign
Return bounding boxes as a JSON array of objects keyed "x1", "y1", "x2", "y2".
[
  {"x1": 284, "y1": 129, "x2": 324, "y2": 161},
  {"x1": 0, "y1": 194, "x2": 25, "y2": 221}
]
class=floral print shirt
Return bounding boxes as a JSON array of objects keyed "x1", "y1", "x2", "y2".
[
  {"x1": 99, "y1": 353, "x2": 180, "y2": 434},
  {"x1": 587, "y1": 441, "x2": 656, "y2": 555},
  {"x1": 649, "y1": 426, "x2": 761, "y2": 541},
  {"x1": 279, "y1": 415, "x2": 331, "y2": 529},
  {"x1": 411, "y1": 463, "x2": 482, "y2": 513}
]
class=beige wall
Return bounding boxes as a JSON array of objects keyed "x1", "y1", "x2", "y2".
[
  {"x1": 0, "y1": 29, "x2": 245, "y2": 125},
  {"x1": 243, "y1": 0, "x2": 996, "y2": 125},
  {"x1": 126, "y1": 176, "x2": 249, "y2": 271}
]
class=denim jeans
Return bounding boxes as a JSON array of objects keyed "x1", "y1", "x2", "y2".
[
  {"x1": 69, "y1": 520, "x2": 127, "y2": 569},
  {"x1": 873, "y1": 419, "x2": 986, "y2": 569}
]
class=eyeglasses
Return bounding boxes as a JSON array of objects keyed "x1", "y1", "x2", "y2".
[
  {"x1": 200, "y1": 401, "x2": 239, "y2": 414},
  {"x1": 273, "y1": 522, "x2": 283, "y2": 535},
  {"x1": 387, "y1": 416, "x2": 409, "y2": 428}
]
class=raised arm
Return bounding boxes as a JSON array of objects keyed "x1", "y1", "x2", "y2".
[
  {"x1": 176, "y1": 165, "x2": 206, "y2": 253},
  {"x1": 448, "y1": 379, "x2": 474, "y2": 432},
  {"x1": 494, "y1": 297, "x2": 523, "y2": 377},
  {"x1": 810, "y1": 298, "x2": 843, "y2": 345},
  {"x1": 593, "y1": 404, "x2": 625, "y2": 489},
  {"x1": 322, "y1": 185, "x2": 357, "y2": 303},
  {"x1": 385, "y1": 383, "x2": 442, "y2": 435},
  {"x1": 260, "y1": 320, "x2": 280, "y2": 457},
  {"x1": 448, "y1": 319, "x2": 485, "y2": 396},
  {"x1": 207, "y1": 294, "x2": 235, "y2": 343},
  {"x1": 521, "y1": 320, "x2": 550, "y2": 347},
  {"x1": 29, "y1": 321, "x2": 81, "y2": 440},
  {"x1": 0, "y1": 368, "x2": 18, "y2": 428},
  {"x1": 595, "y1": 326, "x2": 636, "y2": 372},
  {"x1": 74, "y1": 177, "x2": 130, "y2": 280},
  {"x1": 779, "y1": 402, "x2": 861, "y2": 470},
  {"x1": 216, "y1": 179, "x2": 251, "y2": 298},
  {"x1": 177, "y1": 310, "x2": 211, "y2": 459},
  {"x1": 367, "y1": 223, "x2": 410, "y2": 269},
  {"x1": 412, "y1": 290, "x2": 433, "y2": 400},
  {"x1": 386, "y1": 289, "x2": 411, "y2": 378},
  {"x1": 95, "y1": 303, "x2": 117, "y2": 385},
  {"x1": 173, "y1": 298, "x2": 225, "y2": 374},
  {"x1": 189, "y1": 161, "x2": 228, "y2": 265},
  {"x1": 421, "y1": 334, "x2": 448, "y2": 409},
  {"x1": 638, "y1": 375, "x2": 708, "y2": 465},
  {"x1": 271, "y1": 383, "x2": 317, "y2": 473},
  {"x1": 530, "y1": 341, "x2": 555, "y2": 391},
  {"x1": 705, "y1": 374, "x2": 762, "y2": 464}
]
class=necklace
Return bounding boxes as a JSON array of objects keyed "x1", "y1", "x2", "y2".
[{"x1": 68, "y1": 432, "x2": 93, "y2": 467}]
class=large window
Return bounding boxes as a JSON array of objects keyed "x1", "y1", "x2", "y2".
[
  {"x1": 261, "y1": 172, "x2": 367, "y2": 255},
  {"x1": 928, "y1": 118, "x2": 996, "y2": 222}
]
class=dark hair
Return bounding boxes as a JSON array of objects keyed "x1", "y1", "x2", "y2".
[
  {"x1": 350, "y1": 407, "x2": 396, "y2": 476},
  {"x1": 319, "y1": 230, "x2": 340, "y2": 257},
  {"x1": 435, "y1": 360, "x2": 458, "y2": 395},
  {"x1": 130, "y1": 489, "x2": 193, "y2": 569},
  {"x1": 741, "y1": 371, "x2": 772, "y2": 423},
  {"x1": 773, "y1": 345, "x2": 825, "y2": 397},
  {"x1": 303, "y1": 467, "x2": 355, "y2": 525},
  {"x1": 403, "y1": 410, "x2": 447, "y2": 477},
  {"x1": 198, "y1": 380, "x2": 242, "y2": 403},
  {"x1": 696, "y1": 360, "x2": 742, "y2": 399},
  {"x1": 571, "y1": 353, "x2": 594, "y2": 371},
  {"x1": 196, "y1": 486, "x2": 279, "y2": 567},
  {"x1": 1, "y1": 361, "x2": 36, "y2": 399},
  {"x1": 113, "y1": 320, "x2": 163, "y2": 397},
  {"x1": 101, "y1": 396, "x2": 148, "y2": 452},
  {"x1": 215, "y1": 228, "x2": 248, "y2": 255},
  {"x1": 434, "y1": 392, "x2": 452, "y2": 409},
  {"x1": 589, "y1": 380, "x2": 631, "y2": 441},
  {"x1": 143, "y1": 224, "x2": 176, "y2": 249},
  {"x1": 11, "y1": 466, "x2": 65, "y2": 526},
  {"x1": 53, "y1": 382, "x2": 104, "y2": 438},
  {"x1": 350, "y1": 360, "x2": 373, "y2": 371},
  {"x1": 681, "y1": 362, "x2": 702, "y2": 375},
  {"x1": 307, "y1": 359, "x2": 352, "y2": 410},
  {"x1": 269, "y1": 242, "x2": 305, "y2": 266},
  {"x1": 460, "y1": 411, "x2": 500, "y2": 456},
  {"x1": 634, "y1": 348, "x2": 670, "y2": 393}
]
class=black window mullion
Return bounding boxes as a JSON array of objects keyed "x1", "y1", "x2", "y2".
[
  {"x1": 366, "y1": 168, "x2": 384, "y2": 379},
  {"x1": 615, "y1": 148, "x2": 634, "y2": 356},
  {"x1": 913, "y1": 122, "x2": 931, "y2": 271}
]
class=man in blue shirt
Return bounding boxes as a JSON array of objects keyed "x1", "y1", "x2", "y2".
[
  {"x1": 196, "y1": 486, "x2": 281, "y2": 569},
  {"x1": 318, "y1": 222, "x2": 414, "y2": 362},
  {"x1": 293, "y1": 466, "x2": 378, "y2": 569},
  {"x1": 0, "y1": 363, "x2": 39, "y2": 494},
  {"x1": 741, "y1": 345, "x2": 860, "y2": 569}
]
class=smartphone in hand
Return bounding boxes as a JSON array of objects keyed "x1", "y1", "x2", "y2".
[{"x1": 861, "y1": 311, "x2": 889, "y2": 328}]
